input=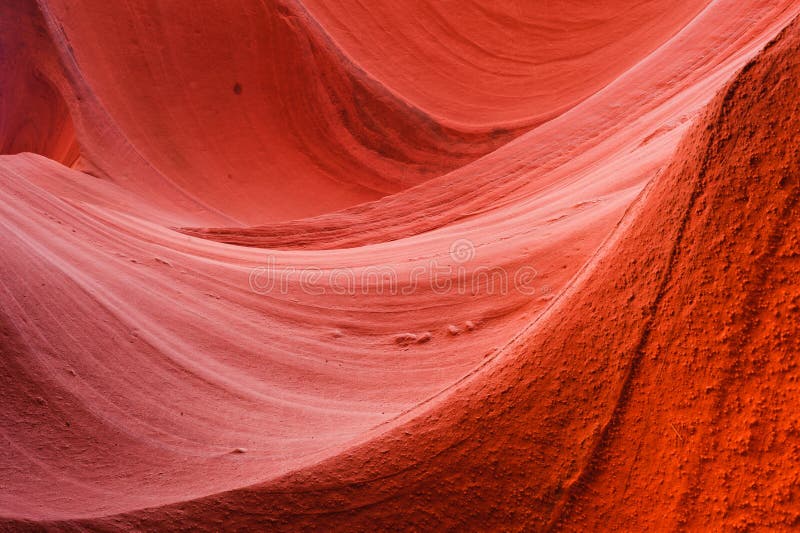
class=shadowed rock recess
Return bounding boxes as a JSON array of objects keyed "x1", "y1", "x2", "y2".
[{"x1": 2, "y1": 1, "x2": 800, "y2": 530}]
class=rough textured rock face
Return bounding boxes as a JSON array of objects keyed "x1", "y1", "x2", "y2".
[{"x1": 2, "y1": 1, "x2": 800, "y2": 530}]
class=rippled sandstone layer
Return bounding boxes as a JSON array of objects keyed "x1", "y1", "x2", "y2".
[{"x1": 2, "y1": 1, "x2": 800, "y2": 530}]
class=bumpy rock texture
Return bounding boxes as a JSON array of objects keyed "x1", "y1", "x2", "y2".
[{"x1": 2, "y1": 0, "x2": 800, "y2": 530}]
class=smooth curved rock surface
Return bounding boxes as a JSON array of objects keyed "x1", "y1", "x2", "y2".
[{"x1": 2, "y1": 0, "x2": 800, "y2": 529}]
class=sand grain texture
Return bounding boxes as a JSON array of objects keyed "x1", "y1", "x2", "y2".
[{"x1": 2, "y1": 0, "x2": 800, "y2": 530}]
